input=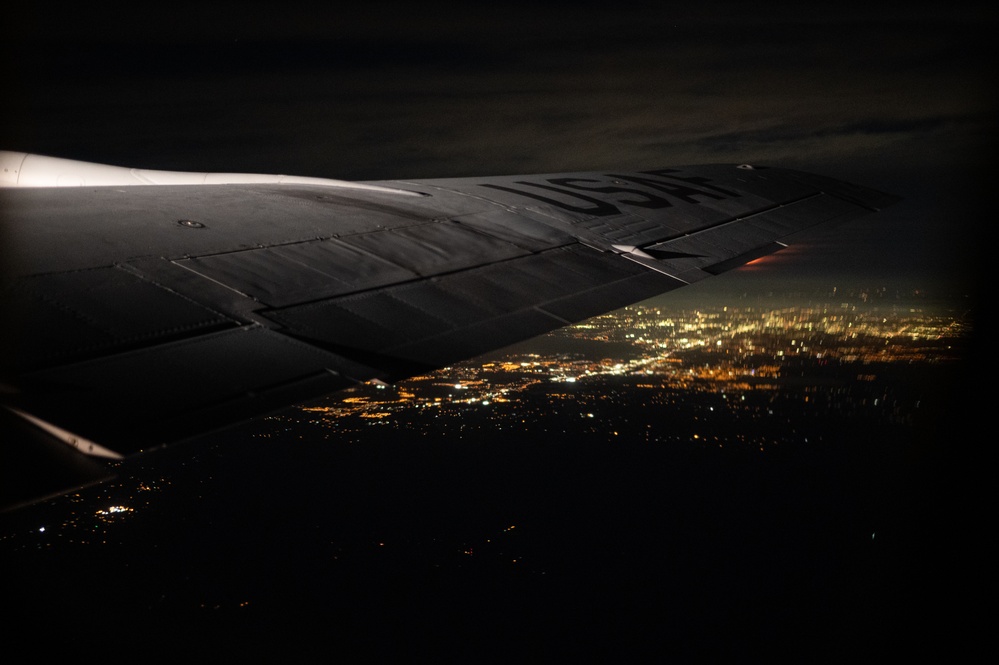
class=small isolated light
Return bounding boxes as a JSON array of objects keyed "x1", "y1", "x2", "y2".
[
  {"x1": 177, "y1": 219, "x2": 206, "y2": 228},
  {"x1": 737, "y1": 164, "x2": 755, "y2": 170}
]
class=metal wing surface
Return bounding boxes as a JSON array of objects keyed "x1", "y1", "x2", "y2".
[{"x1": 0, "y1": 159, "x2": 896, "y2": 499}]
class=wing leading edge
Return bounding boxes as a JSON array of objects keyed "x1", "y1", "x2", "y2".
[{"x1": 0, "y1": 154, "x2": 897, "y2": 508}]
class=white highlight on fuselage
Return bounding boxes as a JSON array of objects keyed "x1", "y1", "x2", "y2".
[{"x1": 0, "y1": 151, "x2": 420, "y2": 196}]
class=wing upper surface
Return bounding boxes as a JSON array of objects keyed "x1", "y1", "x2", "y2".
[{"x1": 1, "y1": 162, "x2": 896, "y2": 461}]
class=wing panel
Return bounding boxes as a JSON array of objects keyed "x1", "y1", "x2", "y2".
[
  {"x1": 387, "y1": 281, "x2": 501, "y2": 327},
  {"x1": 14, "y1": 327, "x2": 378, "y2": 452},
  {"x1": 3, "y1": 265, "x2": 236, "y2": 371},
  {"x1": 385, "y1": 309, "x2": 567, "y2": 367},
  {"x1": 431, "y1": 246, "x2": 643, "y2": 314},
  {"x1": 451, "y1": 209, "x2": 576, "y2": 251},
  {"x1": 336, "y1": 220, "x2": 527, "y2": 276},
  {"x1": 538, "y1": 270, "x2": 683, "y2": 323},
  {"x1": 177, "y1": 240, "x2": 418, "y2": 307},
  {"x1": 264, "y1": 245, "x2": 682, "y2": 368}
]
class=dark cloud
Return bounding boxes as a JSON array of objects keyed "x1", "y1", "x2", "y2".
[{"x1": 7, "y1": 6, "x2": 994, "y2": 172}]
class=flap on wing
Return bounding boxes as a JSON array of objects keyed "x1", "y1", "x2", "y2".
[
  {"x1": 11, "y1": 327, "x2": 379, "y2": 454},
  {"x1": 3, "y1": 264, "x2": 237, "y2": 373},
  {"x1": 264, "y1": 244, "x2": 684, "y2": 368}
]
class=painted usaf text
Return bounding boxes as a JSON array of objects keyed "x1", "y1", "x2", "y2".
[{"x1": 480, "y1": 170, "x2": 741, "y2": 216}]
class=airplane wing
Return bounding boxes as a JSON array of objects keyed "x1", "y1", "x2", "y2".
[{"x1": 0, "y1": 152, "x2": 897, "y2": 508}]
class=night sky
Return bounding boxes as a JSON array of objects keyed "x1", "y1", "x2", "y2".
[{"x1": 2, "y1": 3, "x2": 993, "y2": 660}]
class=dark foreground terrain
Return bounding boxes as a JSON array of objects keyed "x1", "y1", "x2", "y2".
[{"x1": 2, "y1": 353, "x2": 984, "y2": 662}]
